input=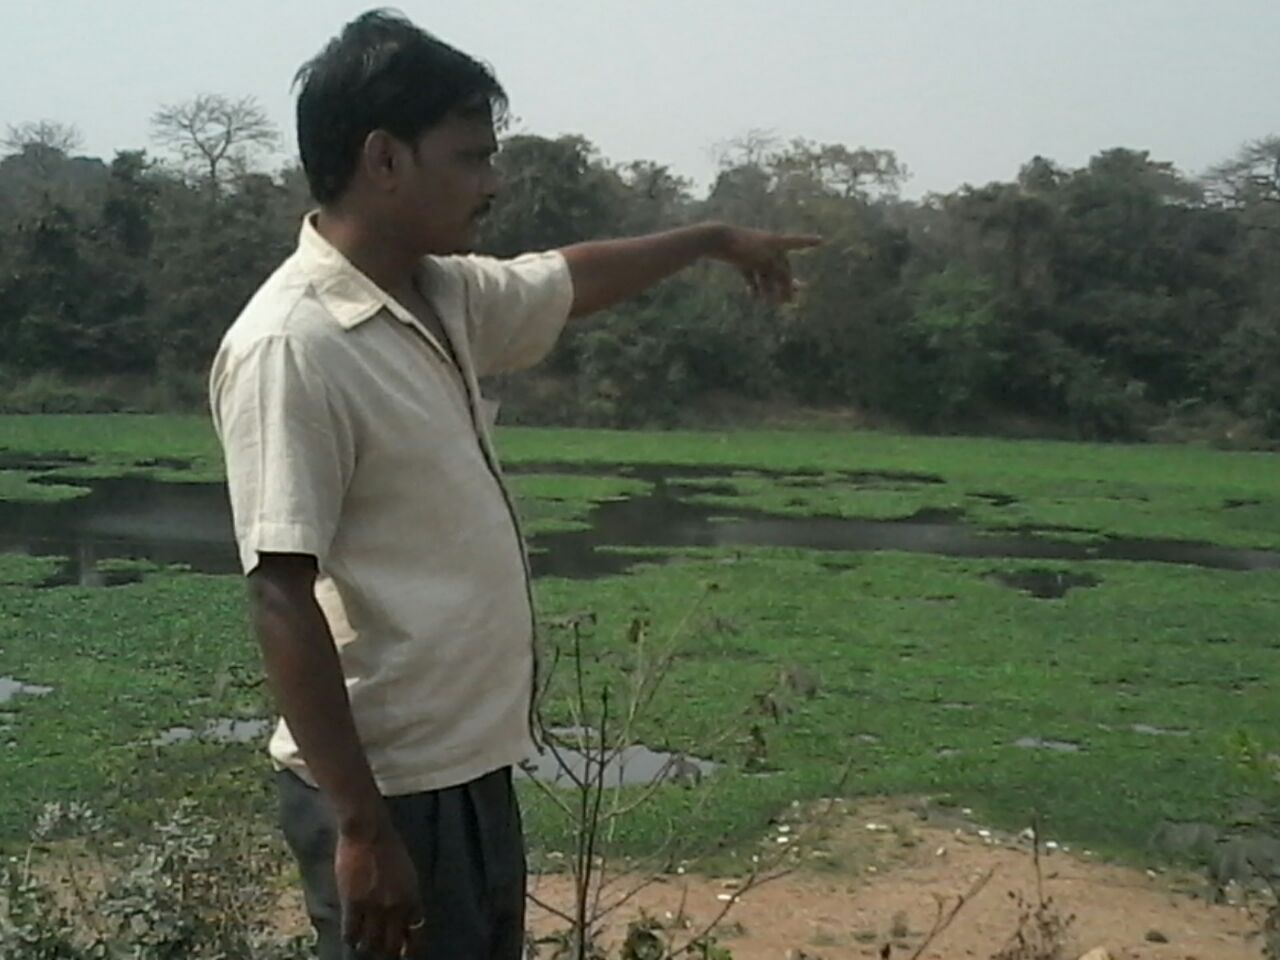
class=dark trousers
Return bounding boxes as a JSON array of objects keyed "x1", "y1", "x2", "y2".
[{"x1": 276, "y1": 766, "x2": 527, "y2": 960}]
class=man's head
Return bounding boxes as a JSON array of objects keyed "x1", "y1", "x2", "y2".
[{"x1": 295, "y1": 10, "x2": 507, "y2": 254}]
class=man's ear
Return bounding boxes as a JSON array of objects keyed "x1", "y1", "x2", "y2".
[{"x1": 359, "y1": 130, "x2": 404, "y2": 193}]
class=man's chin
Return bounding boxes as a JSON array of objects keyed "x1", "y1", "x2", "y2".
[{"x1": 442, "y1": 225, "x2": 480, "y2": 255}]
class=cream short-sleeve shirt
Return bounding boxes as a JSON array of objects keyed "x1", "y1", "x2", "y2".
[{"x1": 209, "y1": 216, "x2": 574, "y2": 795}]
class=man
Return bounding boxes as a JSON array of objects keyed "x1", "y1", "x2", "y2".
[{"x1": 210, "y1": 10, "x2": 817, "y2": 960}]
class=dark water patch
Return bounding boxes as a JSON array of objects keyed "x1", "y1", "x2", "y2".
[
  {"x1": 671, "y1": 481, "x2": 739, "y2": 498},
  {"x1": 1013, "y1": 737, "x2": 1082, "y2": 753},
  {"x1": 517, "y1": 727, "x2": 714, "y2": 787},
  {"x1": 847, "y1": 469, "x2": 945, "y2": 486},
  {"x1": 37, "y1": 560, "x2": 145, "y2": 589},
  {"x1": 777, "y1": 476, "x2": 828, "y2": 488},
  {"x1": 511, "y1": 461, "x2": 787, "y2": 482},
  {"x1": 4, "y1": 469, "x2": 1280, "y2": 586},
  {"x1": 0, "y1": 453, "x2": 89, "y2": 472},
  {"x1": 1224, "y1": 498, "x2": 1261, "y2": 509},
  {"x1": 0, "y1": 477, "x2": 241, "y2": 578},
  {"x1": 510, "y1": 461, "x2": 943, "y2": 488},
  {"x1": 777, "y1": 469, "x2": 945, "y2": 487},
  {"x1": 818, "y1": 557, "x2": 862, "y2": 572},
  {"x1": 152, "y1": 717, "x2": 271, "y2": 747},
  {"x1": 902, "y1": 507, "x2": 966, "y2": 524},
  {"x1": 970, "y1": 491, "x2": 1019, "y2": 508},
  {"x1": 133, "y1": 457, "x2": 193, "y2": 471},
  {"x1": 989, "y1": 568, "x2": 1101, "y2": 599},
  {"x1": 1008, "y1": 522, "x2": 1102, "y2": 537},
  {"x1": 0, "y1": 677, "x2": 54, "y2": 704}
]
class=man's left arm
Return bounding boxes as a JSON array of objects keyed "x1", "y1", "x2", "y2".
[{"x1": 560, "y1": 222, "x2": 821, "y2": 319}]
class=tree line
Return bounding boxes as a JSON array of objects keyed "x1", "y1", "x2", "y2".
[{"x1": 1, "y1": 96, "x2": 1277, "y2": 442}]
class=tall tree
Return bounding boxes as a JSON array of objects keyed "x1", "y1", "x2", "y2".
[
  {"x1": 2, "y1": 120, "x2": 83, "y2": 157},
  {"x1": 1205, "y1": 137, "x2": 1280, "y2": 207},
  {"x1": 151, "y1": 94, "x2": 279, "y2": 196},
  {"x1": 482, "y1": 134, "x2": 627, "y2": 257}
]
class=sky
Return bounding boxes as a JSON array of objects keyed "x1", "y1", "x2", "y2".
[{"x1": 1, "y1": 0, "x2": 1276, "y2": 198}]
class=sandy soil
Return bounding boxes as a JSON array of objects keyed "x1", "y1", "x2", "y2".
[{"x1": 523, "y1": 798, "x2": 1268, "y2": 959}]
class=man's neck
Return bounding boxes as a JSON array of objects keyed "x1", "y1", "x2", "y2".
[{"x1": 314, "y1": 208, "x2": 421, "y2": 298}]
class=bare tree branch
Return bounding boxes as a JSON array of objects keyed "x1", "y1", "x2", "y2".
[
  {"x1": 151, "y1": 93, "x2": 279, "y2": 195},
  {"x1": 2, "y1": 119, "x2": 83, "y2": 156}
]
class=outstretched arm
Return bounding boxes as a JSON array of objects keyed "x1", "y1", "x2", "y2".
[{"x1": 560, "y1": 222, "x2": 821, "y2": 319}]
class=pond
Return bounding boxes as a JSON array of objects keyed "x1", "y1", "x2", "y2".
[{"x1": 1, "y1": 465, "x2": 1278, "y2": 585}]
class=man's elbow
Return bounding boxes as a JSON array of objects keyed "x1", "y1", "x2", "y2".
[{"x1": 247, "y1": 554, "x2": 319, "y2": 625}]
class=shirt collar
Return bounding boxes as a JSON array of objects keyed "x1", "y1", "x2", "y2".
[{"x1": 295, "y1": 213, "x2": 434, "y2": 333}]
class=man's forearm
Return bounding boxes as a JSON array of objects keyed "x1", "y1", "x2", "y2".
[
  {"x1": 559, "y1": 223, "x2": 728, "y2": 318},
  {"x1": 249, "y1": 570, "x2": 387, "y2": 838}
]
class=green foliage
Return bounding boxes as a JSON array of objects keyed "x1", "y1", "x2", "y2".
[
  {"x1": 0, "y1": 801, "x2": 310, "y2": 959},
  {"x1": 904, "y1": 266, "x2": 1005, "y2": 420},
  {"x1": 571, "y1": 273, "x2": 778, "y2": 427},
  {"x1": 2, "y1": 120, "x2": 1280, "y2": 435},
  {"x1": 1, "y1": 420, "x2": 1278, "y2": 887}
]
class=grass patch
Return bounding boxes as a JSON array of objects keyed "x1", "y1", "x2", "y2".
[
  {"x1": 519, "y1": 549, "x2": 1280, "y2": 865},
  {"x1": 508, "y1": 473, "x2": 651, "y2": 536},
  {"x1": 0, "y1": 470, "x2": 92, "y2": 504},
  {"x1": 0, "y1": 416, "x2": 1277, "y2": 876},
  {"x1": 0, "y1": 415, "x2": 223, "y2": 484},
  {"x1": 0, "y1": 554, "x2": 63, "y2": 587},
  {"x1": 0, "y1": 569, "x2": 273, "y2": 844},
  {"x1": 3, "y1": 416, "x2": 1278, "y2": 545}
]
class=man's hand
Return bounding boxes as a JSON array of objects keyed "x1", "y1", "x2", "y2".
[
  {"x1": 561, "y1": 223, "x2": 822, "y2": 319},
  {"x1": 337, "y1": 825, "x2": 427, "y2": 957},
  {"x1": 248, "y1": 552, "x2": 424, "y2": 954},
  {"x1": 712, "y1": 226, "x2": 823, "y2": 305}
]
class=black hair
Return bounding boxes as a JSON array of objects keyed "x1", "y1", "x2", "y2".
[{"x1": 294, "y1": 9, "x2": 507, "y2": 204}]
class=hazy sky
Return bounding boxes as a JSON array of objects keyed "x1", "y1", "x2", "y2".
[{"x1": 1, "y1": 0, "x2": 1276, "y2": 197}]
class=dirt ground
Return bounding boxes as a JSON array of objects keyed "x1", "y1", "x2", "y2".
[{"x1": 523, "y1": 798, "x2": 1269, "y2": 959}]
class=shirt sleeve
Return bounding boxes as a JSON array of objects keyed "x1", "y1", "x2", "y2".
[
  {"x1": 210, "y1": 334, "x2": 354, "y2": 575},
  {"x1": 459, "y1": 250, "x2": 575, "y2": 377}
]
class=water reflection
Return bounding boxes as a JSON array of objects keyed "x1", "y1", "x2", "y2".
[
  {"x1": 1, "y1": 466, "x2": 1278, "y2": 586},
  {"x1": 517, "y1": 727, "x2": 714, "y2": 787}
]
